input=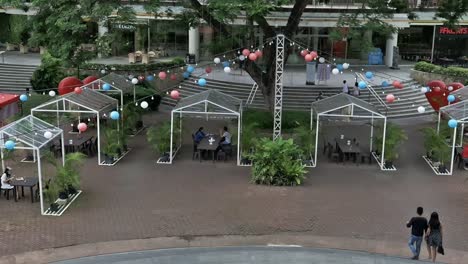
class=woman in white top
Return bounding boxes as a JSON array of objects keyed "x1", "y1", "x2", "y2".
[{"x1": 1, "y1": 167, "x2": 14, "y2": 190}]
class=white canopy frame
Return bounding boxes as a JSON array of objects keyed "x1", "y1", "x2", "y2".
[
  {"x1": 436, "y1": 101, "x2": 468, "y2": 175},
  {"x1": 310, "y1": 94, "x2": 388, "y2": 170},
  {"x1": 30, "y1": 89, "x2": 119, "y2": 166},
  {"x1": 169, "y1": 90, "x2": 242, "y2": 165},
  {"x1": 0, "y1": 115, "x2": 65, "y2": 215}
]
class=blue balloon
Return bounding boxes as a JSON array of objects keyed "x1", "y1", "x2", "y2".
[
  {"x1": 358, "y1": 81, "x2": 367, "y2": 89},
  {"x1": 448, "y1": 119, "x2": 458, "y2": 128},
  {"x1": 187, "y1": 66, "x2": 195, "y2": 73},
  {"x1": 365, "y1": 71, "x2": 373, "y2": 79},
  {"x1": 4, "y1": 140, "x2": 15, "y2": 150},
  {"x1": 447, "y1": 94, "x2": 455, "y2": 102},
  {"x1": 337, "y1": 64, "x2": 344, "y2": 71},
  {"x1": 102, "y1": 83, "x2": 111, "y2": 91},
  {"x1": 19, "y1": 94, "x2": 28, "y2": 102},
  {"x1": 146, "y1": 75, "x2": 155, "y2": 81},
  {"x1": 198, "y1": 78, "x2": 207, "y2": 87},
  {"x1": 110, "y1": 111, "x2": 120, "y2": 120},
  {"x1": 381, "y1": 81, "x2": 389, "y2": 87},
  {"x1": 183, "y1": 72, "x2": 190, "y2": 79},
  {"x1": 222, "y1": 61, "x2": 230, "y2": 68}
]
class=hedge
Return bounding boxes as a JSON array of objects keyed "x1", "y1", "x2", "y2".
[
  {"x1": 81, "y1": 57, "x2": 186, "y2": 72},
  {"x1": 414, "y1": 62, "x2": 468, "y2": 78}
]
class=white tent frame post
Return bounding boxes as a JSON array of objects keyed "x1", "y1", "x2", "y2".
[
  {"x1": 311, "y1": 99, "x2": 387, "y2": 170},
  {"x1": 0, "y1": 119, "x2": 65, "y2": 216},
  {"x1": 31, "y1": 97, "x2": 119, "y2": 166}
]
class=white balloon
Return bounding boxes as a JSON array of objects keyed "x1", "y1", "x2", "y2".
[
  {"x1": 140, "y1": 101, "x2": 149, "y2": 109},
  {"x1": 214, "y1": 57, "x2": 221, "y2": 64},
  {"x1": 448, "y1": 86, "x2": 453, "y2": 91},
  {"x1": 100, "y1": 69, "x2": 106, "y2": 74},
  {"x1": 43, "y1": 131, "x2": 53, "y2": 139},
  {"x1": 332, "y1": 68, "x2": 339, "y2": 75},
  {"x1": 343, "y1": 63, "x2": 350, "y2": 69},
  {"x1": 318, "y1": 57, "x2": 325, "y2": 63},
  {"x1": 48, "y1": 90, "x2": 56, "y2": 97},
  {"x1": 224, "y1": 67, "x2": 231, "y2": 73},
  {"x1": 239, "y1": 55, "x2": 245, "y2": 61},
  {"x1": 420, "y1": 87, "x2": 428, "y2": 93},
  {"x1": 131, "y1": 78, "x2": 139, "y2": 84},
  {"x1": 417, "y1": 106, "x2": 425, "y2": 113}
]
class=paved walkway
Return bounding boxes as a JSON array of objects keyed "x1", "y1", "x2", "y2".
[{"x1": 51, "y1": 247, "x2": 434, "y2": 264}]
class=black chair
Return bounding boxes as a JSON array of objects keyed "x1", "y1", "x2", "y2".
[
  {"x1": 329, "y1": 146, "x2": 340, "y2": 163},
  {"x1": 1, "y1": 188, "x2": 14, "y2": 200},
  {"x1": 191, "y1": 134, "x2": 200, "y2": 160},
  {"x1": 217, "y1": 144, "x2": 233, "y2": 161},
  {"x1": 361, "y1": 152, "x2": 372, "y2": 164},
  {"x1": 92, "y1": 137, "x2": 98, "y2": 154}
]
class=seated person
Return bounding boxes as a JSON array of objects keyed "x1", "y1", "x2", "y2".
[
  {"x1": 1, "y1": 167, "x2": 16, "y2": 198},
  {"x1": 216, "y1": 126, "x2": 231, "y2": 153},
  {"x1": 194, "y1": 127, "x2": 206, "y2": 144}
]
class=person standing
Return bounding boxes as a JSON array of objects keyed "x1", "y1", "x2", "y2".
[
  {"x1": 353, "y1": 81, "x2": 360, "y2": 97},
  {"x1": 406, "y1": 206, "x2": 428, "y2": 260},
  {"x1": 426, "y1": 212, "x2": 443, "y2": 262},
  {"x1": 342, "y1": 80, "x2": 349, "y2": 94}
]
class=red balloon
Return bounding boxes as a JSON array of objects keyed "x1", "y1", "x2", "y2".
[
  {"x1": 74, "y1": 87, "x2": 83, "y2": 94},
  {"x1": 242, "y1": 49, "x2": 251, "y2": 57},
  {"x1": 170, "y1": 74, "x2": 177, "y2": 81},
  {"x1": 433, "y1": 86, "x2": 441, "y2": 93},
  {"x1": 205, "y1": 67, "x2": 212, "y2": 74},
  {"x1": 300, "y1": 49, "x2": 309, "y2": 57},
  {"x1": 248, "y1": 53, "x2": 257, "y2": 61},
  {"x1": 158, "y1": 72, "x2": 167, "y2": 80},
  {"x1": 309, "y1": 51, "x2": 318, "y2": 59},
  {"x1": 386, "y1": 94, "x2": 395, "y2": 103},
  {"x1": 58, "y1": 77, "x2": 83, "y2": 96},
  {"x1": 82, "y1": 76, "x2": 98, "y2": 84},
  {"x1": 170, "y1": 90, "x2": 180, "y2": 99},
  {"x1": 254, "y1": 50, "x2": 263, "y2": 58},
  {"x1": 77, "y1": 122, "x2": 87, "y2": 132},
  {"x1": 138, "y1": 75, "x2": 145, "y2": 81},
  {"x1": 392, "y1": 80, "x2": 403, "y2": 89},
  {"x1": 304, "y1": 54, "x2": 313, "y2": 62}
]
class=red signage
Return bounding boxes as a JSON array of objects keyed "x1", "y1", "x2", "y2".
[{"x1": 439, "y1": 27, "x2": 468, "y2": 35}]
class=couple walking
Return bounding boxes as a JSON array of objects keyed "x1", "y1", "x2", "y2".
[{"x1": 407, "y1": 207, "x2": 444, "y2": 262}]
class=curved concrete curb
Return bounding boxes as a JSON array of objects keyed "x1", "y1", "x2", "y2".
[{"x1": 1, "y1": 234, "x2": 467, "y2": 264}]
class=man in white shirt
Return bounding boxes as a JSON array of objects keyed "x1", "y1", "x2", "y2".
[
  {"x1": 216, "y1": 127, "x2": 231, "y2": 156},
  {"x1": 342, "y1": 80, "x2": 349, "y2": 94}
]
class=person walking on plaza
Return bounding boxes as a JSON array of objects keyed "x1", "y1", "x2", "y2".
[
  {"x1": 342, "y1": 80, "x2": 349, "y2": 94},
  {"x1": 426, "y1": 212, "x2": 444, "y2": 262},
  {"x1": 353, "y1": 81, "x2": 360, "y2": 97},
  {"x1": 406, "y1": 206, "x2": 428, "y2": 260}
]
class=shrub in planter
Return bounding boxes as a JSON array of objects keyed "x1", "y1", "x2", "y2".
[
  {"x1": 249, "y1": 138, "x2": 307, "y2": 186},
  {"x1": 43, "y1": 180, "x2": 59, "y2": 212},
  {"x1": 373, "y1": 123, "x2": 407, "y2": 168},
  {"x1": 147, "y1": 122, "x2": 171, "y2": 159},
  {"x1": 422, "y1": 127, "x2": 451, "y2": 172},
  {"x1": 293, "y1": 125, "x2": 315, "y2": 161},
  {"x1": 414, "y1": 61, "x2": 468, "y2": 78},
  {"x1": 55, "y1": 153, "x2": 85, "y2": 197},
  {"x1": 241, "y1": 122, "x2": 259, "y2": 164}
]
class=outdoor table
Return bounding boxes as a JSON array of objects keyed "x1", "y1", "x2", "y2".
[
  {"x1": 335, "y1": 138, "x2": 361, "y2": 163},
  {"x1": 63, "y1": 132, "x2": 94, "y2": 153},
  {"x1": 10, "y1": 177, "x2": 39, "y2": 203},
  {"x1": 197, "y1": 135, "x2": 220, "y2": 162}
]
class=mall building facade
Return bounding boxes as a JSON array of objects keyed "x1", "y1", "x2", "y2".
[{"x1": 1, "y1": 0, "x2": 467, "y2": 66}]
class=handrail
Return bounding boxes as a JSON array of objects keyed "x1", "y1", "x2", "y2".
[
  {"x1": 356, "y1": 73, "x2": 388, "y2": 115},
  {"x1": 246, "y1": 83, "x2": 258, "y2": 105},
  {"x1": 0, "y1": 51, "x2": 5, "y2": 64}
]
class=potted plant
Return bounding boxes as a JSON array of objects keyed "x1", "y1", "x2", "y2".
[
  {"x1": 240, "y1": 122, "x2": 259, "y2": 165},
  {"x1": 103, "y1": 127, "x2": 120, "y2": 163},
  {"x1": 374, "y1": 123, "x2": 408, "y2": 168},
  {"x1": 422, "y1": 127, "x2": 439, "y2": 160},
  {"x1": 19, "y1": 27, "x2": 30, "y2": 54},
  {"x1": 433, "y1": 134, "x2": 452, "y2": 173},
  {"x1": 249, "y1": 138, "x2": 307, "y2": 186},
  {"x1": 123, "y1": 104, "x2": 143, "y2": 135},
  {"x1": 294, "y1": 125, "x2": 315, "y2": 164},
  {"x1": 44, "y1": 180, "x2": 59, "y2": 212},
  {"x1": 147, "y1": 122, "x2": 171, "y2": 162}
]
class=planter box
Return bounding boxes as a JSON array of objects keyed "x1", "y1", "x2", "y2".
[
  {"x1": 43, "y1": 191, "x2": 82, "y2": 216},
  {"x1": 371, "y1": 152, "x2": 397, "y2": 171},
  {"x1": 40, "y1": 46, "x2": 47, "y2": 54},
  {"x1": 19, "y1": 44, "x2": 28, "y2": 54},
  {"x1": 410, "y1": 69, "x2": 466, "y2": 86},
  {"x1": 100, "y1": 149, "x2": 131, "y2": 166},
  {"x1": 6, "y1": 43, "x2": 17, "y2": 51},
  {"x1": 302, "y1": 153, "x2": 315, "y2": 168},
  {"x1": 422, "y1": 155, "x2": 451, "y2": 175}
]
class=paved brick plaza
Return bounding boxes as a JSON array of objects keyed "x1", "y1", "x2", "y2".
[{"x1": 1, "y1": 111, "x2": 468, "y2": 263}]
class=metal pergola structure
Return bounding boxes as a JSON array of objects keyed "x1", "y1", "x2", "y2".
[
  {"x1": 310, "y1": 93, "x2": 388, "y2": 170},
  {"x1": 437, "y1": 100, "x2": 468, "y2": 175},
  {"x1": 81, "y1": 73, "x2": 134, "y2": 111},
  {"x1": 30, "y1": 89, "x2": 119, "y2": 165},
  {"x1": 169, "y1": 89, "x2": 243, "y2": 165},
  {"x1": 0, "y1": 115, "x2": 64, "y2": 215}
]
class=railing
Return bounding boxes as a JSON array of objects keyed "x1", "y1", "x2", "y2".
[
  {"x1": 356, "y1": 73, "x2": 388, "y2": 116},
  {"x1": 246, "y1": 83, "x2": 258, "y2": 106}
]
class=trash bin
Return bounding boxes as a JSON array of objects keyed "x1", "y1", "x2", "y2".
[{"x1": 187, "y1": 54, "x2": 196, "y2": 64}]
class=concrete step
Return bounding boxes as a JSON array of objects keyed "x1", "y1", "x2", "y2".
[{"x1": 0, "y1": 64, "x2": 36, "y2": 92}]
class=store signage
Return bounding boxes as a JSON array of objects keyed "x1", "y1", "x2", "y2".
[
  {"x1": 113, "y1": 23, "x2": 136, "y2": 31},
  {"x1": 439, "y1": 27, "x2": 468, "y2": 35}
]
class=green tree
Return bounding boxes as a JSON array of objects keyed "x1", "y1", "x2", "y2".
[{"x1": 180, "y1": 0, "x2": 467, "y2": 111}]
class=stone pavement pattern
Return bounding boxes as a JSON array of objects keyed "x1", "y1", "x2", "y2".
[
  {"x1": 51, "y1": 247, "x2": 432, "y2": 264},
  {"x1": 1, "y1": 112, "x2": 468, "y2": 264}
]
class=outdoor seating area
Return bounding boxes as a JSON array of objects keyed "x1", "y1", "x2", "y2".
[{"x1": 128, "y1": 49, "x2": 167, "y2": 64}]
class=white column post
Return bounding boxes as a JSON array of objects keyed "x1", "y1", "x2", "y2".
[
  {"x1": 237, "y1": 113, "x2": 241, "y2": 166},
  {"x1": 56, "y1": 101, "x2": 60, "y2": 127},
  {"x1": 37, "y1": 148, "x2": 44, "y2": 215},
  {"x1": 188, "y1": 27, "x2": 200, "y2": 63},
  {"x1": 370, "y1": 114, "x2": 374, "y2": 152},
  {"x1": 97, "y1": 115, "x2": 101, "y2": 165},
  {"x1": 449, "y1": 125, "x2": 457, "y2": 175},
  {"x1": 381, "y1": 118, "x2": 387, "y2": 170},
  {"x1": 61, "y1": 132, "x2": 65, "y2": 166},
  {"x1": 431, "y1": 25, "x2": 436, "y2": 63},
  {"x1": 310, "y1": 108, "x2": 313, "y2": 130},
  {"x1": 313, "y1": 114, "x2": 320, "y2": 167},
  {"x1": 0, "y1": 147, "x2": 4, "y2": 172},
  {"x1": 169, "y1": 111, "x2": 174, "y2": 164},
  {"x1": 437, "y1": 111, "x2": 441, "y2": 133},
  {"x1": 460, "y1": 123, "x2": 465, "y2": 146},
  {"x1": 98, "y1": 21, "x2": 109, "y2": 58},
  {"x1": 385, "y1": 31, "x2": 398, "y2": 67}
]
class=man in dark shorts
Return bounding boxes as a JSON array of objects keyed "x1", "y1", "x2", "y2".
[{"x1": 406, "y1": 206, "x2": 428, "y2": 260}]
